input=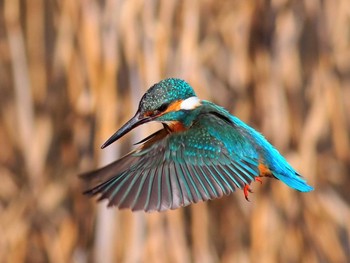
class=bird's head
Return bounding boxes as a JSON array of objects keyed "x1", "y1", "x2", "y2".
[{"x1": 101, "y1": 78, "x2": 202, "y2": 148}]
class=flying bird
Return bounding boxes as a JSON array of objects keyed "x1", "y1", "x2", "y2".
[{"x1": 81, "y1": 78, "x2": 313, "y2": 212}]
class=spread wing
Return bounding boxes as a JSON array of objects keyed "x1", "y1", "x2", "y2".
[{"x1": 81, "y1": 113, "x2": 261, "y2": 212}]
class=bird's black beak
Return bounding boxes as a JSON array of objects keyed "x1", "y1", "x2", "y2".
[{"x1": 101, "y1": 111, "x2": 152, "y2": 149}]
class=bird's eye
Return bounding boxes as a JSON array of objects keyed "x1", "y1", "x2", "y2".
[{"x1": 156, "y1": 103, "x2": 169, "y2": 112}]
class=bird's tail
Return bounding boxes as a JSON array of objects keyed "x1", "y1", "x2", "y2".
[{"x1": 273, "y1": 171, "x2": 314, "y2": 192}]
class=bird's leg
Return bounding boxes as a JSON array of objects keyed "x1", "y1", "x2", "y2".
[
  {"x1": 243, "y1": 184, "x2": 253, "y2": 201},
  {"x1": 243, "y1": 177, "x2": 263, "y2": 201},
  {"x1": 255, "y1": 177, "x2": 263, "y2": 184}
]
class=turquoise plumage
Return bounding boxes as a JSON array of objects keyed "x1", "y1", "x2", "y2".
[{"x1": 81, "y1": 78, "x2": 313, "y2": 212}]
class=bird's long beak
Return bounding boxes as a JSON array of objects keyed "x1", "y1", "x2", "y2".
[{"x1": 101, "y1": 111, "x2": 151, "y2": 149}]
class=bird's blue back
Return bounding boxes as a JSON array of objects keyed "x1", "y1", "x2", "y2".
[{"x1": 202, "y1": 101, "x2": 313, "y2": 192}]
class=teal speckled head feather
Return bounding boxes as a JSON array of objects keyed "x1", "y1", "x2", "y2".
[
  {"x1": 139, "y1": 78, "x2": 196, "y2": 114},
  {"x1": 81, "y1": 78, "x2": 313, "y2": 212}
]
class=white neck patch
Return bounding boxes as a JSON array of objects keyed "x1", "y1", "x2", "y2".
[{"x1": 180, "y1": 96, "x2": 201, "y2": 110}]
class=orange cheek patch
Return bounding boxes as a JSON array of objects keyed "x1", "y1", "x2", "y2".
[
  {"x1": 159, "y1": 100, "x2": 187, "y2": 132},
  {"x1": 163, "y1": 100, "x2": 182, "y2": 114},
  {"x1": 258, "y1": 163, "x2": 272, "y2": 177},
  {"x1": 144, "y1": 111, "x2": 153, "y2": 117}
]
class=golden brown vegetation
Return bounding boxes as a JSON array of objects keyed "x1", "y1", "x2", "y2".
[{"x1": 1, "y1": 0, "x2": 349, "y2": 262}]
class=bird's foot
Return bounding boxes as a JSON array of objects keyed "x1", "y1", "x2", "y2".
[
  {"x1": 255, "y1": 177, "x2": 263, "y2": 184},
  {"x1": 243, "y1": 184, "x2": 253, "y2": 201},
  {"x1": 243, "y1": 178, "x2": 263, "y2": 201}
]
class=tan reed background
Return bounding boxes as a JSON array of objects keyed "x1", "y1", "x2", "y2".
[{"x1": 1, "y1": 0, "x2": 349, "y2": 262}]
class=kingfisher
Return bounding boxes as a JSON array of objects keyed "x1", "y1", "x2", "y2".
[{"x1": 82, "y1": 78, "x2": 313, "y2": 212}]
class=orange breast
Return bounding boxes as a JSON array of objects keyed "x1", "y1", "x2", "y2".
[{"x1": 166, "y1": 121, "x2": 187, "y2": 132}]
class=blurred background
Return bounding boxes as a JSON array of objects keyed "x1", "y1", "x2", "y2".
[{"x1": 1, "y1": 0, "x2": 350, "y2": 262}]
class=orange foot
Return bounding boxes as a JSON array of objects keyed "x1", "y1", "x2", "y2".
[
  {"x1": 243, "y1": 184, "x2": 253, "y2": 201},
  {"x1": 243, "y1": 178, "x2": 263, "y2": 201},
  {"x1": 255, "y1": 177, "x2": 263, "y2": 184}
]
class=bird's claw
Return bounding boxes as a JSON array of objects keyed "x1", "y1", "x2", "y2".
[
  {"x1": 255, "y1": 177, "x2": 263, "y2": 184},
  {"x1": 243, "y1": 184, "x2": 253, "y2": 201},
  {"x1": 244, "y1": 178, "x2": 263, "y2": 201}
]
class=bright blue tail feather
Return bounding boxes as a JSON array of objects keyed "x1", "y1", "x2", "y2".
[
  {"x1": 273, "y1": 171, "x2": 314, "y2": 192},
  {"x1": 229, "y1": 114, "x2": 314, "y2": 193}
]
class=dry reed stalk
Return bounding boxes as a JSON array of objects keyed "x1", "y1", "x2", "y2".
[{"x1": 0, "y1": 0, "x2": 349, "y2": 262}]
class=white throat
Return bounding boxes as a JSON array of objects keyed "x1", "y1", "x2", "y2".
[{"x1": 180, "y1": 96, "x2": 201, "y2": 110}]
